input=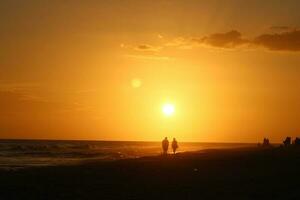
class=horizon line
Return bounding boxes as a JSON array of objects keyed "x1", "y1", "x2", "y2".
[{"x1": 0, "y1": 138, "x2": 272, "y2": 144}]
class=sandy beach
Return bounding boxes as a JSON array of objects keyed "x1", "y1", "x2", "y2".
[{"x1": 1, "y1": 146, "x2": 300, "y2": 199}]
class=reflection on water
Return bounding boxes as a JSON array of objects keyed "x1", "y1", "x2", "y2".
[{"x1": 0, "y1": 140, "x2": 254, "y2": 169}]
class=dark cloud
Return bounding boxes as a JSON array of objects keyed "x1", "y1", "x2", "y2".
[
  {"x1": 253, "y1": 30, "x2": 300, "y2": 51},
  {"x1": 135, "y1": 44, "x2": 161, "y2": 52},
  {"x1": 192, "y1": 29, "x2": 300, "y2": 52},
  {"x1": 121, "y1": 43, "x2": 162, "y2": 53},
  {"x1": 137, "y1": 44, "x2": 152, "y2": 50},
  {"x1": 200, "y1": 30, "x2": 249, "y2": 48},
  {"x1": 124, "y1": 27, "x2": 300, "y2": 53}
]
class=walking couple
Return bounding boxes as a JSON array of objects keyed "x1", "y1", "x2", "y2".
[{"x1": 162, "y1": 137, "x2": 178, "y2": 155}]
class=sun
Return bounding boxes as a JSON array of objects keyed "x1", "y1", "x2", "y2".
[{"x1": 162, "y1": 103, "x2": 175, "y2": 116}]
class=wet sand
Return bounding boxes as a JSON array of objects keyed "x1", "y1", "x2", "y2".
[{"x1": 1, "y1": 147, "x2": 300, "y2": 199}]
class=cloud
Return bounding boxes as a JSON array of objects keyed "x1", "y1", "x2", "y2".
[
  {"x1": 200, "y1": 28, "x2": 300, "y2": 52},
  {"x1": 123, "y1": 54, "x2": 170, "y2": 60},
  {"x1": 135, "y1": 44, "x2": 161, "y2": 52},
  {"x1": 198, "y1": 30, "x2": 249, "y2": 49},
  {"x1": 165, "y1": 37, "x2": 188, "y2": 46},
  {"x1": 253, "y1": 30, "x2": 300, "y2": 51},
  {"x1": 121, "y1": 43, "x2": 162, "y2": 52},
  {"x1": 122, "y1": 27, "x2": 300, "y2": 53}
]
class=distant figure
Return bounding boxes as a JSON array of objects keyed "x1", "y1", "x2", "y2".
[
  {"x1": 283, "y1": 137, "x2": 291, "y2": 147},
  {"x1": 162, "y1": 137, "x2": 169, "y2": 155},
  {"x1": 294, "y1": 137, "x2": 300, "y2": 146},
  {"x1": 262, "y1": 138, "x2": 270, "y2": 146},
  {"x1": 172, "y1": 138, "x2": 178, "y2": 154}
]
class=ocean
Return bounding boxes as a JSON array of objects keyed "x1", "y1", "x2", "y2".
[{"x1": 0, "y1": 140, "x2": 254, "y2": 169}]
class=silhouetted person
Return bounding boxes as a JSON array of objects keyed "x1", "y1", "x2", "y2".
[
  {"x1": 262, "y1": 138, "x2": 270, "y2": 146},
  {"x1": 294, "y1": 137, "x2": 300, "y2": 146},
  {"x1": 172, "y1": 138, "x2": 178, "y2": 154},
  {"x1": 283, "y1": 137, "x2": 291, "y2": 146},
  {"x1": 162, "y1": 137, "x2": 169, "y2": 155}
]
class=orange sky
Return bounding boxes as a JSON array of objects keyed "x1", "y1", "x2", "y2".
[{"x1": 1, "y1": 0, "x2": 300, "y2": 142}]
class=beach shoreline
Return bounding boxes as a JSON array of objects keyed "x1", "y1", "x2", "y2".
[{"x1": 1, "y1": 146, "x2": 299, "y2": 199}]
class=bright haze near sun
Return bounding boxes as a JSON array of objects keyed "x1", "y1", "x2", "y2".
[
  {"x1": 162, "y1": 103, "x2": 175, "y2": 117},
  {"x1": 1, "y1": 0, "x2": 300, "y2": 142}
]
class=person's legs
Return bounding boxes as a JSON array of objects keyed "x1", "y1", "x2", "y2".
[{"x1": 163, "y1": 148, "x2": 167, "y2": 155}]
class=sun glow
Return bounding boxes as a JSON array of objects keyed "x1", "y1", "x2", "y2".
[
  {"x1": 131, "y1": 78, "x2": 142, "y2": 88},
  {"x1": 162, "y1": 103, "x2": 175, "y2": 116}
]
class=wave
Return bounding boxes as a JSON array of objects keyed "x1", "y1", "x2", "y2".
[{"x1": 0, "y1": 140, "x2": 255, "y2": 169}]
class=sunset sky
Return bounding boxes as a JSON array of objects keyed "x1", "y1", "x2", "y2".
[{"x1": 1, "y1": 0, "x2": 300, "y2": 142}]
